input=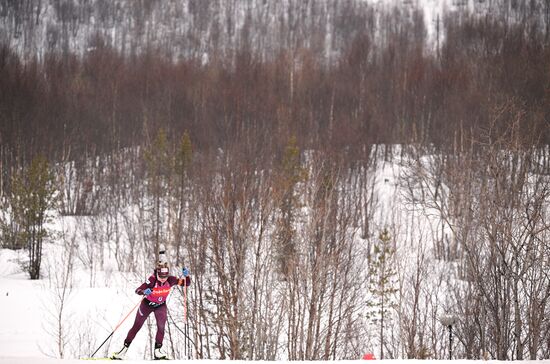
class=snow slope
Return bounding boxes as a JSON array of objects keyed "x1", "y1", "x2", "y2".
[
  {"x1": 1, "y1": 150, "x2": 548, "y2": 362},
  {"x1": 0, "y1": 248, "x2": 153, "y2": 361}
]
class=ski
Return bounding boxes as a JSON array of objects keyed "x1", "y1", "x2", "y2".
[
  {"x1": 82, "y1": 356, "x2": 172, "y2": 361},
  {"x1": 80, "y1": 358, "x2": 115, "y2": 360}
]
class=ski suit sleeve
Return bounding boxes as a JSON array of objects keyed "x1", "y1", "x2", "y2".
[
  {"x1": 167, "y1": 276, "x2": 191, "y2": 287},
  {"x1": 135, "y1": 275, "x2": 156, "y2": 295}
]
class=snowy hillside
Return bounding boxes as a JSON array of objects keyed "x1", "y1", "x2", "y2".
[
  {"x1": 0, "y1": 0, "x2": 526, "y2": 60},
  {"x1": 1, "y1": 143, "x2": 550, "y2": 360},
  {"x1": 0, "y1": 155, "x2": 427, "y2": 361}
]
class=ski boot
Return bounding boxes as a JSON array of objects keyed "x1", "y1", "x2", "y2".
[
  {"x1": 111, "y1": 342, "x2": 130, "y2": 360},
  {"x1": 154, "y1": 343, "x2": 168, "y2": 360}
]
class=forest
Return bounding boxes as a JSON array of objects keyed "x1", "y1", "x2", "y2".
[{"x1": 0, "y1": 0, "x2": 549, "y2": 360}]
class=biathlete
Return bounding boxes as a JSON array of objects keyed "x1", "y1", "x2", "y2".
[{"x1": 111, "y1": 263, "x2": 191, "y2": 360}]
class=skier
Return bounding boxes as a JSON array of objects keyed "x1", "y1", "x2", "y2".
[{"x1": 111, "y1": 262, "x2": 191, "y2": 360}]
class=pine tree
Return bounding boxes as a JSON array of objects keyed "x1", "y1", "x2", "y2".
[
  {"x1": 8, "y1": 155, "x2": 57, "y2": 279},
  {"x1": 275, "y1": 136, "x2": 307, "y2": 277},
  {"x1": 175, "y1": 131, "x2": 192, "y2": 184},
  {"x1": 144, "y1": 128, "x2": 172, "y2": 261},
  {"x1": 173, "y1": 131, "x2": 193, "y2": 263},
  {"x1": 367, "y1": 228, "x2": 398, "y2": 359}
]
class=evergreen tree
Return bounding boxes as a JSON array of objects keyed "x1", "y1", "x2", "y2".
[
  {"x1": 173, "y1": 131, "x2": 193, "y2": 262},
  {"x1": 7, "y1": 155, "x2": 57, "y2": 279},
  {"x1": 275, "y1": 136, "x2": 307, "y2": 277},
  {"x1": 175, "y1": 131, "x2": 192, "y2": 185},
  {"x1": 144, "y1": 128, "x2": 172, "y2": 261},
  {"x1": 367, "y1": 228, "x2": 398, "y2": 359}
]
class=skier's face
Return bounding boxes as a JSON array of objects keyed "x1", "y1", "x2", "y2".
[{"x1": 157, "y1": 267, "x2": 169, "y2": 282}]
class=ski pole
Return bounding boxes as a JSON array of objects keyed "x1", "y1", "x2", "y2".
[
  {"x1": 90, "y1": 299, "x2": 142, "y2": 358},
  {"x1": 183, "y1": 283, "x2": 187, "y2": 323},
  {"x1": 184, "y1": 283, "x2": 189, "y2": 359}
]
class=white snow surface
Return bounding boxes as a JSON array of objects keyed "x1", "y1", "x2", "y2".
[
  {"x1": 2, "y1": 360, "x2": 549, "y2": 364},
  {"x1": 0, "y1": 248, "x2": 150, "y2": 361},
  {"x1": 1, "y1": 210, "x2": 547, "y2": 364}
]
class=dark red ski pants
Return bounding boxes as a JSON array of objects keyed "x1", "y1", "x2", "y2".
[{"x1": 124, "y1": 299, "x2": 167, "y2": 346}]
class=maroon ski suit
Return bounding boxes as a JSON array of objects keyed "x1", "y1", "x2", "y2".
[{"x1": 124, "y1": 273, "x2": 191, "y2": 347}]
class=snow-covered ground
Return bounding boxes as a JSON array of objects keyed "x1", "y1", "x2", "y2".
[
  {"x1": 0, "y1": 248, "x2": 152, "y2": 361},
  {"x1": 0, "y1": 220, "x2": 541, "y2": 364},
  {"x1": 3, "y1": 360, "x2": 550, "y2": 364},
  {"x1": 0, "y1": 153, "x2": 403, "y2": 362},
  {"x1": 0, "y1": 156, "x2": 393, "y2": 363}
]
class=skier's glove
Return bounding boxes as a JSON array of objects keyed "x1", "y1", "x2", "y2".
[
  {"x1": 182, "y1": 267, "x2": 190, "y2": 277},
  {"x1": 143, "y1": 288, "x2": 152, "y2": 296}
]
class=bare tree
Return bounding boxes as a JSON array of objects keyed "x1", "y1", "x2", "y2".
[
  {"x1": 42, "y1": 226, "x2": 76, "y2": 358},
  {"x1": 402, "y1": 100, "x2": 550, "y2": 359}
]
